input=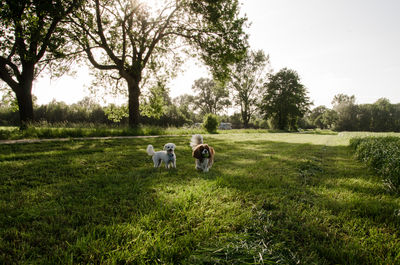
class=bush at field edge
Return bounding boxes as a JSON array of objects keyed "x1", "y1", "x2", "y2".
[{"x1": 350, "y1": 136, "x2": 400, "y2": 193}]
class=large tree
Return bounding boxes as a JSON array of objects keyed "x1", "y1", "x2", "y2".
[
  {"x1": 261, "y1": 68, "x2": 311, "y2": 130},
  {"x1": 192, "y1": 77, "x2": 230, "y2": 115},
  {"x1": 229, "y1": 49, "x2": 269, "y2": 128},
  {"x1": 70, "y1": 0, "x2": 248, "y2": 127},
  {"x1": 0, "y1": 0, "x2": 82, "y2": 126}
]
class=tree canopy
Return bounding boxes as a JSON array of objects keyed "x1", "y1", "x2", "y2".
[
  {"x1": 261, "y1": 68, "x2": 311, "y2": 130},
  {"x1": 69, "y1": 0, "x2": 248, "y2": 127},
  {"x1": 0, "y1": 0, "x2": 83, "y2": 126},
  {"x1": 191, "y1": 77, "x2": 230, "y2": 115}
]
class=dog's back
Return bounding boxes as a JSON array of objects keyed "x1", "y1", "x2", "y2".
[{"x1": 190, "y1": 134, "x2": 203, "y2": 149}]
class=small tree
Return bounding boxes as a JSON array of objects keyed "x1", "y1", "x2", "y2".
[
  {"x1": 140, "y1": 82, "x2": 170, "y2": 119},
  {"x1": 309, "y1": 105, "x2": 329, "y2": 129},
  {"x1": 331, "y1": 94, "x2": 358, "y2": 131},
  {"x1": 322, "y1": 109, "x2": 338, "y2": 129},
  {"x1": 173, "y1": 94, "x2": 198, "y2": 123},
  {"x1": 203, "y1": 113, "x2": 219, "y2": 133},
  {"x1": 192, "y1": 78, "x2": 230, "y2": 115},
  {"x1": 229, "y1": 49, "x2": 270, "y2": 128},
  {"x1": 260, "y1": 68, "x2": 311, "y2": 130}
]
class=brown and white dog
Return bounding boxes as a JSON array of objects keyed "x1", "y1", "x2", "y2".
[{"x1": 190, "y1": 134, "x2": 215, "y2": 172}]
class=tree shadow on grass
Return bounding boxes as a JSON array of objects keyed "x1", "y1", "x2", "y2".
[
  {"x1": 188, "y1": 138, "x2": 400, "y2": 264},
  {"x1": 0, "y1": 137, "x2": 196, "y2": 263},
  {"x1": 2, "y1": 136, "x2": 400, "y2": 264}
]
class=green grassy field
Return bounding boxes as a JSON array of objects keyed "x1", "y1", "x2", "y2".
[{"x1": 1, "y1": 132, "x2": 400, "y2": 264}]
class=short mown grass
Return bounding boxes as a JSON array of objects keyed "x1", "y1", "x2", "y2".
[{"x1": 1, "y1": 133, "x2": 400, "y2": 264}]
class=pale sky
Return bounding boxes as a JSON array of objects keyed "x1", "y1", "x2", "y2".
[{"x1": 32, "y1": 0, "x2": 400, "y2": 108}]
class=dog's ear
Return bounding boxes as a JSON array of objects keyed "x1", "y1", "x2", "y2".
[
  {"x1": 208, "y1": 146, "x2": 215, "y2": 161},
  {"x1": 193, "y1": 145, "x2": 203, "y2": 159},
  {"x1": 209, "y1": 146, "x2": 215, "y2": 157},
  {"x1": 208, "y1": 146, "x2": 215, "y2": 167}
]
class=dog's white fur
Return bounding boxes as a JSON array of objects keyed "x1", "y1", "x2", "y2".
[
  {"x1": 146, "y1": 143, "x2": 176, "y2": 169},
  {"x1": 190, "y1": 134, "x2": 214, "y2": 172}
]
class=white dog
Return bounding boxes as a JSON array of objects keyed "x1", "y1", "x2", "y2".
[
  {"x1": 190, "y1": 134, "x2": 215, "y2": 172},
  {"x1": 146, "y1": 143, "x2": 176, "y2": 169}
]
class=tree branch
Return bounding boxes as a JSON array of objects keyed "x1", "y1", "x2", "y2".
[
  {"x1": 37, "y1": 0, "x2": 81, "y2": 61},
  {"x1": 36, "y1": 19, "x2": 61, "y2": 61},
  {"x1": 7, "y1": 42, "x2": 17, "y2": 61},
  {"x1": 94, "y1": 0, "x2": 123, "y2": 68},
  {"x1": 0, "y1": 56, "x2": 21, "y2": 81},
  {"x1": 85, "y1": 48, "x2": 117, "y2": 70},
  {"x1": 0, "y1": 57, "x2": 20, "y2": 91},
  {"x1": 142, "y1": 5, "x2": 180, "y2": 66}
]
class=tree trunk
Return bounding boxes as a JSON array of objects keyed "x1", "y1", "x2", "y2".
[
  {"x1": 127, "y1": 79, "x2": 141, "y2": 128},
  {"x1": 15, "y1": 65, "x2": 35, "y2": 128},
  {"x1": 241, "y1": 109, "x2": 249, "y2": 128},
  {"x1": 279, "y1": 112, "x2": 288, "y2": 130},
  {"x1": 15, "y1": 86, "x2": 34, "y2": 126},
  {"x1": 241, "y1": 101, "x2": 251, "y2": 128}
]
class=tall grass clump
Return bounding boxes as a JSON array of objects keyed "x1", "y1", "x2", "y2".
[{"x1": 350, "y1": 136, "x2": 400, "y2": 193}]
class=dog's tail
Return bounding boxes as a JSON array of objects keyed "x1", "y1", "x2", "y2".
[
  {"x1": 146, "y1": 145, "x2": 155, "y2": 156},
  {"x1": 190, "y1": 134, "x2": 203, "y2": 149}
]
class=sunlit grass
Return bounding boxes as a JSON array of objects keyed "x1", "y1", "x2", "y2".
[{"x1": 1, "y1": 133, "x2": 400, "y2": 263}]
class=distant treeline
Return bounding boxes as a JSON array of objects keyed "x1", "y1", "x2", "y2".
[
  {"x1": 1, "y1": 95, "x2": 399, "y2": 132},
  {"x1": 304, "y1": 96, "x2": 400, "y2": 132}
]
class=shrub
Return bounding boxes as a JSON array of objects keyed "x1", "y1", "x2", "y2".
[
  {"x1": 350, "y1": 137, "x2": 400, "y2": 193},
  {"x1": 203, "y1": 114, "x2": 219, "y2": 133},
  {"x1": 0, "y1": 129, "x2": 12, "y2": 140}
]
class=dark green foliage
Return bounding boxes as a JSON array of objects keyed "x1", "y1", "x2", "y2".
[
  {"x1": 203, "y1": 113, "x2": 219, "y2": 133},
  {"x1": 351, "y1": 136, "x2": 400, "y2": 193},
  {"x1": 331, "y1": 95, "x2": 400, "y2": 132},
  {"x1": 260, "y1": 68, "x2": 312, "y2": 131},
  {"x1": 308, "y1": 105, "x2": 333, "y2": 129},
  {"x1": 307, "y1": 96, "x2": 400, "y2": 132}
]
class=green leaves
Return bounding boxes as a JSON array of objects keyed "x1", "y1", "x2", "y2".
[
  {"x1": 229, "y1": 49, "x2": 270, "y2": 127},
  {"x1": 184, "y1": 0, "x2": 249, "y2": 82},
  {"x1": 203, "y1": 113, "x2": 219, "y2": 133},
  {"x1": 261, "y1": 68, "x2": 312, "y2": 130},
  {"x1": 191, "y1": 77, "x2": 230, "y2": 115},
  {"x1": 140, "y1": 82, "x2": 169, "y2": 119},
  {"x1": 104, "y1": 104, "x2": 128, "y2": 123}
]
